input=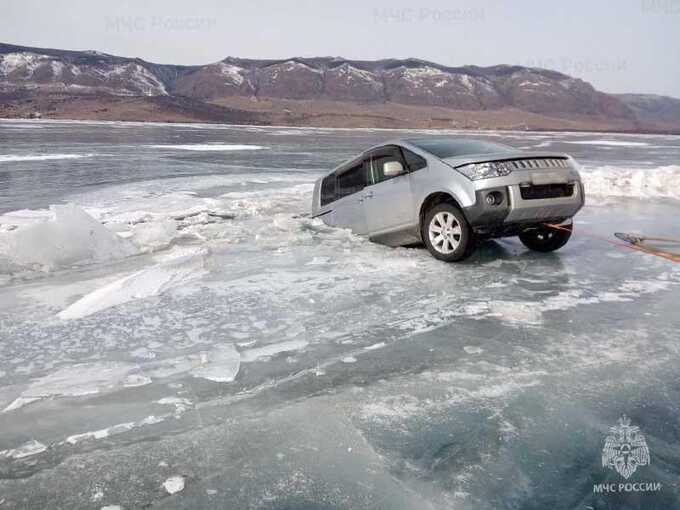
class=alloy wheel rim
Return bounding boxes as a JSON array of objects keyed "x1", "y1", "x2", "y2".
[{"x1": 428, "y1": 212, "x2": 462, "y2": 254}]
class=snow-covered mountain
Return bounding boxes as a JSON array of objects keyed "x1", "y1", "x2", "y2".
[
  {"x1": 1, "y1": 42, "x2": 677, "y2": 132},
  {"x1": 0, "y1": 46, "x2": 168, "y2": 96},
  {"x1": 172, "y1": 56, "x2": 631, "y2": 118}
]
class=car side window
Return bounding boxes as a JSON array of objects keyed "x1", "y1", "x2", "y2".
[
  {"x1": 401, "y1": 147, "x2": 427, "y2": 172},
  {"x1": 369, "y1": 147, "x2": 407, "y2": 185},
  {"x1": 336, "y1": 161, "x2": 367, "y2": 198},
  {"x1": 320, "y1": 174, "x2": 336, "y2": 206}
]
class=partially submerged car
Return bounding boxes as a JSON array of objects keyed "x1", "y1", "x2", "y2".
[{"x1": 311, "y1": 137, "x2": 585, "y2": 262}]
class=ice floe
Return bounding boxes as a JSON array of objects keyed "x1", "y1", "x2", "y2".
[
  {"x1": 3, "y1": 361, "x2": 142, "y2": 412},
  {"x1": 57, "y1": 247, "x2": 210, "y2": 320},
  {"x1": 191, "y1": 344, "x2": 241, "y2": 382},
  {"x1": 65, "y1": 415, "x2": 169, "y2": 446},
  {"x1": 66, "y1": 422, "x2": 135, "y2": 444},
  {"x1": 240, "y1": 339, "x2": 309, "y2": 362},
  {"x1": 0, "y1": 439, "x2": 47, "y2": 459},
  {"x1": 0, "y1": 204, "x2": 137, "y2": 272},
  {"x1": 365, "y1": 342, "x2": 386, "y2": 351}
]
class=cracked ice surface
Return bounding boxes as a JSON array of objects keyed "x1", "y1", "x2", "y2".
[{"x1": 0, "y1": 120, "x2": 680, "y2": 509}]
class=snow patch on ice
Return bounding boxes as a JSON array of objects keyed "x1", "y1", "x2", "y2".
[
  {"x1": 147, "y1": 144, "x2": 266, "y2": 151},
  {"x1": 463, "y1": 346, "x2": 484, "y2": 355},
  {"x1": 0, "y1": 153, "x2": 94, "y2": 162},
  {"x1": 163, "y1": 475, "x2": 185, "y2": 494},
  {"x1": 359, "y1": 395, "x2": 423, "y2": 420},
  {"x1": 488, "y1": 301, "x2": 543, "y2": 325},
  {"x1": 581, "y1": 165, "x2": 680, "y2": 200},
  {"x1": 360, "y1": 376, "x2": 544, "y2": 425},
  {"x1": 565, "y1": 140, "x2": 650, "y2": 147},
  {"x1": 123, "y1": 374, "x2": 153, "y2": 387},
  {"x1": 478, "y1": 277, "x2": 673, "y2": 327},
  {"x1": 156, "y1": 396, "x2": 192, "y2": 406}
]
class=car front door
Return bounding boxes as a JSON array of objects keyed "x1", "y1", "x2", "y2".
[
  {"x1": 363, "y1": 146, "x2": 415, "y2": 235},
  {"x1": 331, "y1": 159, "x2": 369, "y2": 235}
]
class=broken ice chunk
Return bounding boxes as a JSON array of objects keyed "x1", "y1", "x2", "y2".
[
  {"x1": 1, "y1": 439, "x2": 47, "y2": 459},
  {"x1": 191, "y1": 344, "x2": 240, "y2": 382},
  {"x1": 163, "y1": 475, "x2": 185, "y2": 495},
  {"x1": 0, "y1": 204, "x2": 137, "y2": 271}
]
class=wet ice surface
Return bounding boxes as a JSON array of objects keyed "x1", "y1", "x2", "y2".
[{"x1": 1, "y1": 121, "x2": 680, "y2": 509}]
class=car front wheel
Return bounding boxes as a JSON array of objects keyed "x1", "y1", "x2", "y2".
[
  {"x1": 422, "y1": 203, "x2": 475, "y2": 262},
  {"x1": 519, "y1": 224, "x2": 572, "y2": 252}
]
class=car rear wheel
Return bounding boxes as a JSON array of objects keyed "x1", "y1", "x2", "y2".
[
  {"x1": 519, "y1": 224, "x2": 572, "y2": 252},
  {"x1": 422, "y1": 203, "x2": 475, "y2": 262}
]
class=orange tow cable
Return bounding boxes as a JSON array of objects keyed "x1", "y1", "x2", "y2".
[{"x1": 543, "y1": 223, "x2": 680, "y2": 263}]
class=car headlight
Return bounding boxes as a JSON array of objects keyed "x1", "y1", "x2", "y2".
[{"x1": 454, "y1": 161, "x2": 514, "y2": 180}]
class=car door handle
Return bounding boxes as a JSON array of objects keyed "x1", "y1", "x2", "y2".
[{"x1": 363, "y1": 191, "x2": 374, "y2": 199}]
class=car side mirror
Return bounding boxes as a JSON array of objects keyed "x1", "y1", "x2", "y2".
[{"x1": 383, "y1": 160, "x2": 405, "y2": 177}]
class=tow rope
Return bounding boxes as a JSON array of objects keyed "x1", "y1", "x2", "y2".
[{"x1": 544, "y1": 223, "x2": 680, "y2": 263}]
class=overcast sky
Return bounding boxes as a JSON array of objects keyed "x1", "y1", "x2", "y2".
[{"x1": 3, "y1": 0, "x2": 679, "y2": 97}]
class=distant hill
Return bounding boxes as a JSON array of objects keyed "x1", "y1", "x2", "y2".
[
  {"x1": 1, "y1": 42, "x2": 678, "y2": 132},
  {"x1": 615, "y1": 93, "x2": 680, "y2": 133}
]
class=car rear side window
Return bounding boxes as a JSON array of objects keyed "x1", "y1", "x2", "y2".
[
  {"x1": 320, "y1": 174, "x2": 336, "y2": 206},
  {"x1": 370, "y1": 154, "x2": 404, "y2": 184},
  {"x1": 401, "y1": 148, "x2": 427, "y2": 171},
  {"x1": 336, "y1": 162, "x2": 367, "y2": 198},
  {"x1": 366, "y1": 146, "x2": 408, "y2": 185}
]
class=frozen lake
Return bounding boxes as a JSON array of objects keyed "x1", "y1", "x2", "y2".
[{"x1": 0, "y1": 120, "x2": 679, "y2": 509}]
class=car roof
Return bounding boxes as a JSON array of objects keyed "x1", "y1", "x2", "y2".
[
  {"x1": 364, "y1": 136, "x2": 504, "y2": 152},
  {"x1": 319, "y1": 136, "x2": 569, "y2": 179}
]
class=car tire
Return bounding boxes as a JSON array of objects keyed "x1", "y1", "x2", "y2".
[
  {"x1": 519, "y1": 224, "x2": 572, "y2": 252},
  {"x1": 422, "y1": 203, "x2": 475, "y2": 262}
]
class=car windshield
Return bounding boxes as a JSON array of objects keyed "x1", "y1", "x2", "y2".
[{"x1": 408, "y1": 138, "x2": 515, "y2": 159}]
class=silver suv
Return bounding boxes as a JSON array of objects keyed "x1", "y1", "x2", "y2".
[{"x1": 312, "y1": 137, "x2": 585, "y2": 262}]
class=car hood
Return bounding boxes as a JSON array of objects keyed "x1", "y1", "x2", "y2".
[{"x1": 441, "y1": 151, "x2": 573, "y2": 168}]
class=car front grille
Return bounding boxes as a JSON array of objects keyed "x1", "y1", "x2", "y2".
[
  {"x1": 520, "y1": 183, "x2": 575, "y2": 200},
  {"x1": 508, "y1": 158, "x2": 569, "y2": 169}
]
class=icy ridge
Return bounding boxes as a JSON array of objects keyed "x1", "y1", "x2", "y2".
[{"x1": 581, "y1": 165, "x2": 680, "y2": 200}]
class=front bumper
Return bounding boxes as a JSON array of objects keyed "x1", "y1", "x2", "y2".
[{"x1": 463, "y1": 182, "x2": 584, "y2": 233}]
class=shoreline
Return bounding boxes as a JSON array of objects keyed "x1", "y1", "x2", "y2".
[{"x1": 2, "y1": 116, "x2": 680, "y2": 137}]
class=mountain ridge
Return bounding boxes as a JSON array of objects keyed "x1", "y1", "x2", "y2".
[{"x1": 1, "y1": 42, "x2": 678, "y2": 133}]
